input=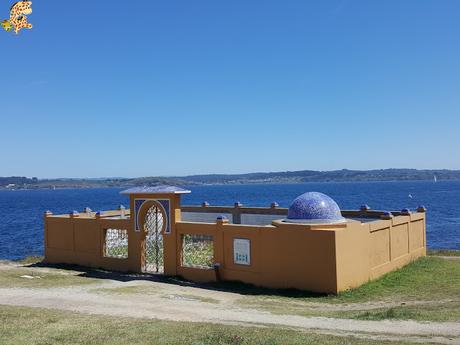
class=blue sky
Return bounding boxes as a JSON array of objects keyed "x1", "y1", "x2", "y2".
[{"x1": 1, "y1": 0, "x2": 459, "y2": 178}]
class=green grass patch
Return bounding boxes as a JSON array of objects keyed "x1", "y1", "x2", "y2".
[
  {"x1": 348, "y1": 300, "x2": 460, "y2": 321},
  {"x1": 237, "y1": 257, "x2": 460, "y2": 321},
  {"x1": 16, "y1": 256, "x2": 45, "y2": 265},
  {"x1": 428, "y1": 249, "x2": 460, "y2": 257},
  {"x1": 352, "y1": 307, "x2": 420, "y2": 321},
  {"x1": 0, "y1": 305, "x2": 416, "y2": 345},
  {"x1": 334, "y1": 257, "x2": 459, "y2": 302},
  {"x1": 0, "y1": 267, "x2": 98, "y2": 288}
]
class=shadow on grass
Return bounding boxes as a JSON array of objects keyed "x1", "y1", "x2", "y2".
[{"x1": 25, "y1": 259, "x2": 327, "y2": 298}]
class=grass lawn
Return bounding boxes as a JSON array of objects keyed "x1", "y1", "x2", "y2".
[
  {"x1": 0, "y1": 267, "x2": 98, "y2": 288},
  {"x1": 236, "y1": 257, "x2": 460, "y2": 322},
  {"x1": 334, "y1": 257, "x2": 459, "y2": 302},
  {"x1": 0, "y1": 305, "x2": 417, "y2": 345},
  {"x1": 427, "y1": 249, "x2": 460, "y2": 257}
]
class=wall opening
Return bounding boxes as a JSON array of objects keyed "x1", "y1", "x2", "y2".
[
  {"x1": 181, "y1": 234, "x2": 214, "y2": 268},
  {"x1": 103, "y1": 229, "x2": 128, "y2": 259},
  {"x1": 143, "y1": 204, "x2": 165, "y2": 273}
]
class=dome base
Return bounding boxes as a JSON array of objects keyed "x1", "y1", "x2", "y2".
[{"x1": 283, "y1": 217, "x2": 347, "y2": 225}]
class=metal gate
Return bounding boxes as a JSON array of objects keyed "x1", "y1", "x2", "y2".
[{"x1": 143, "y1": 204, "x2": 164, "y2": 273}]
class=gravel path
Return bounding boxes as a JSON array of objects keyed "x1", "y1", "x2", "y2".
[{"x1": 0, "y1": 282, "x2": 459, "y2": 344}]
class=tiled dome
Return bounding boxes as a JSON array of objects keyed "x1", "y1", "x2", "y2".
[{"x1": 286, "y1": 192, "x2": 345, "y2": 224}]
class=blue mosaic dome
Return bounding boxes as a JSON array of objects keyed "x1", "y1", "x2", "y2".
[{"x1": 286, "y1": 192, "x2": 345, "y2": 224}]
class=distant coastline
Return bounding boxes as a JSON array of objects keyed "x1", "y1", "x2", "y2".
[{"x1": 0, "y1": 169, "x2": 456, "y2": 190}]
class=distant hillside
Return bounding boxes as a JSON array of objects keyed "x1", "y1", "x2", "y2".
[
  {"x1": 177, "y1": 169, "x2": 456, "y2": 184},
  {"x1": 0, "y1": 169, "x2": 459, "y2": 189},
  {"x1": 0, "y1": 176, "x2": 38, "y2": 187}
]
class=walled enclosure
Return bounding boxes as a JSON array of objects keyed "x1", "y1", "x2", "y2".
[{"x1": 44, "y1": 187, "x2": 426, "y2": 293}]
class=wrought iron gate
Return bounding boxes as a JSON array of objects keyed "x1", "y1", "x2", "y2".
[{"x1": 143, "y1": 204, "x2": 164, "y2": 273}]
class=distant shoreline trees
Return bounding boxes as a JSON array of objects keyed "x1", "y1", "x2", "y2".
[{"x1": 0, "y1": 169, "x2": 459, "y2": 189}]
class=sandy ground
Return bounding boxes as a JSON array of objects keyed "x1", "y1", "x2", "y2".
[{"x1": 0, "y1": 262, "x2": 459, "y2": 344}]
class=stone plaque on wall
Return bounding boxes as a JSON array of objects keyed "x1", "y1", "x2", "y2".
[{"x1": 233, "y1": 238, "x2": 251, "y2": 265}]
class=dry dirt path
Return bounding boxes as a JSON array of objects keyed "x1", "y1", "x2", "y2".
[
  {"x1": 0, "y1": 282, "x2": 459, "y2": 344},
  {"x1": 0, "y1": 263, "x2": 459, "y2": 344}
]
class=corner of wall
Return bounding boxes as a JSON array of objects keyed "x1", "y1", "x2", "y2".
[{"x1": 334, "y1": 223, "x2": 372, "y2": 293}]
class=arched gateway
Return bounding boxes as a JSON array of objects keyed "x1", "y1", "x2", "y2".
[
  {"x1": 126, "y1": 185, "x2": 190, "y2": 275},
  {"x1": 143, "y1": 203, "x2": 165, "y2": 273}
]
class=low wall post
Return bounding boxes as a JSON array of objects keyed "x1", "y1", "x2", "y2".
[{"x1": 232, "y1": 202, "x2": 243, "y2": 224}]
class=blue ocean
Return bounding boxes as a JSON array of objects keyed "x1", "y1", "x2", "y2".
[{"x1": 0, "y1": 181, "x2": 459, "y2": 260}]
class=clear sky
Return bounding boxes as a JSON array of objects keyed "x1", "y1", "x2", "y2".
[{"x1": 1, "y1": 1, "x2": 459, "y2": 178}]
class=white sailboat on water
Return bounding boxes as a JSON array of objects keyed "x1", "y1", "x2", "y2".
[{"x1": 433, "y1": 175, "x2": 437, "y2": 183}]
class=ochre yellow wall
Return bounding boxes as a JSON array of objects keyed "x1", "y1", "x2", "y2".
[
  {"x1": 334, "y1": 212, "x2": 426, "y2": 291},
  {"x1": 45, "y1": 216, "x2": 136, "y2": 272},
  {"x1": 367, "y1": 213, "x2": 426, "y2": 280},
  {"x1": 175, "y1": 221, "x2": 338, "y2": 292},
  {"x1": 175, "y1": 214, "x2": 425, "y2": 293},
  {"x1": 44, "y1": 194, "x2": 426, "y2": 294}
]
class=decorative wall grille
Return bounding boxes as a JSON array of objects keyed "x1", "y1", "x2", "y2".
[
  {"x1": 181, "y1": 234, "x2": 214, "y2": 268},
  {"x1": 144, "y1": 205, "x2": 164, "y2": 273},
  {"x1": 104, "y1": 229, "x2": 128, "y2": 259}
]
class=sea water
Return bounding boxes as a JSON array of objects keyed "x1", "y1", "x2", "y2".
[{"x1": 0, "y1": 180, "x2": 458, "y2": 260}]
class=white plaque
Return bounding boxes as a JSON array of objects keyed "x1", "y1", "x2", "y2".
[{"x1": 233, "y1": 238, "x2": 251, "y2": 265}]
